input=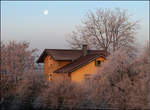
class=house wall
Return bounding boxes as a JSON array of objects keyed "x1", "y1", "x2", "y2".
[
  {"x1": 44, "y1": 55, "x2": 105, "y2": 82},
  {"x1": 44, "y1": 56, "x2": 71, "y2": 80},
  {"x1": 70, "y1": 57, "x2": 105, "y2": 83}
]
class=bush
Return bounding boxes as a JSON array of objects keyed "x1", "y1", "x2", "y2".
[{"x1": 87, "y1": 45, "x2": 150, "y2": 109}]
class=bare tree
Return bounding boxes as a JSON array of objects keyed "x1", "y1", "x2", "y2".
[
  {"x1": 0, "y1": 41, "x2": 39, "y2": 109},
  {"x1": 67, "y1": 8, "x2": 139, "y2": 52},
  {"x1": 1, "y1": 41, "x2": 38, "y2": 78},
  {"x1": 88, "y1": 45, "x2": 150, "y2": 109}
]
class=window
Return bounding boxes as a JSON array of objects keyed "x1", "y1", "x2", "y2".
[
  {"x1": 49, "y1": 73, "x2": 53, "y2": 81},
  {"x1": 95, "y1": 60, "x2": 101, "y2": 66},
  {"x1": 68, "y1": 74, "x2": 71, "y2": 81},
  {"x1": 84, "y1": 74, "x2": 91, "y2": 81}
]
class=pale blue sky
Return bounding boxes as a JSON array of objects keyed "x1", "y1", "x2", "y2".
[{"x1": 1, "y1": 1, "x2": 149, "y2": 52}]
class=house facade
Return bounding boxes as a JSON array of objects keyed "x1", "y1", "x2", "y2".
[{"x1": 37, "y1": 45, "x2": 108, "y2": 82}]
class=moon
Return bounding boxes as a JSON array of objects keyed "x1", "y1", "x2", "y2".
[{"x1": 43, "y1": 10, "x2": 48, "y2": 15}]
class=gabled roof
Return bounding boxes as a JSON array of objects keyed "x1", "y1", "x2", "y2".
[
  {"x1": 36, "y1": 49, "x2": 108, "y2": 63},
  {"x1": 54, "y1": 54, "x2": 105, "y2": 73}
]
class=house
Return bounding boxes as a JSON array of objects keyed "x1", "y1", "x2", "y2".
[{"x1": 36, "y1": 45, "x2": 108, "y2": 82}]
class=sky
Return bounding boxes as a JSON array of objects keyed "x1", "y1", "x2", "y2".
[{"x1": 1, "y1": 1, "x2": 149, "y2": 53}]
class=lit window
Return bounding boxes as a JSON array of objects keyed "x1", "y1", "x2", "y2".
[
  {"x1": 95, "y1": 60, "x2": 101, "y2": 66},
  {"x1": 49, "y1": 73, "x2": 53, "y2": 81}
]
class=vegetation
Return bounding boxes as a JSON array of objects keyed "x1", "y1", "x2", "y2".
[
  {"x1": 67, "y1": 8, "x2": 139, "y2": 52},
  {"x1": 1, "y1": 8, "x2": 149, "y2": 110},
  {"x1": 1, "y1": 41, "x2": 149, "y2": 110}
]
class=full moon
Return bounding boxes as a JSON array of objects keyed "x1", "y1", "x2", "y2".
[{"x1": 43, "y1": 10, "x2": 48, "y2": 15}]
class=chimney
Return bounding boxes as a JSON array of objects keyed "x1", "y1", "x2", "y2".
[{"x1": 82, "y1": 44, "x2": 88, "y2": 56}]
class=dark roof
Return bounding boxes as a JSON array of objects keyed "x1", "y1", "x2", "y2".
[
  {"x1": 36, "y1": 49, "x2": 108, "y2": 63},
  {"x1": 54, "y1": 54, "x2": 105, "y2": 73}
]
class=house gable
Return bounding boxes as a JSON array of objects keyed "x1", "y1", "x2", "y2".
[{"x1": 44, "y1": 55, "x2": 71, "y2": 80}]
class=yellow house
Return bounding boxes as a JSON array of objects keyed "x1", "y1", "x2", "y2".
[{"x1": 37, "y1": 45, "x2": 108, "y2": 83}]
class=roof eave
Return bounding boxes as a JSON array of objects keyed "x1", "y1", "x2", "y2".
[{"x1": 36, "y1": 49, "x2": 48, "y2": 63}]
